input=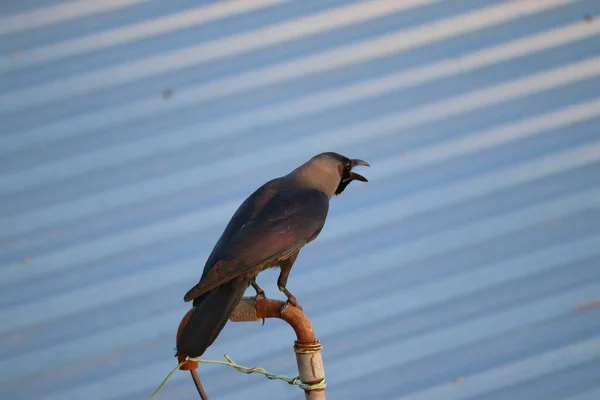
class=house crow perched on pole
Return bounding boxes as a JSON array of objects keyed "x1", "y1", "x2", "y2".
[{"x1": 177, "y1": 152, "x2": 369, "y2": 360}]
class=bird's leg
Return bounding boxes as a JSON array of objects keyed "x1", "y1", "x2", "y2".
[
  {"x1": 250, "y1": 276, "x2": 265, "y2": 298},
  {"x1": 249, "y1": 276, "x2": 266, "y2": 326},
  {"x1": 277, "y1": 253, "x2": 303, "y2": 311}
]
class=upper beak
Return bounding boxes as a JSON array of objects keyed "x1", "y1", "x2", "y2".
[
  {"x1": 351, "y1": 159, "x2": 370, "y2": 168},
  {"x1": 349, "y1": 158, "x2": 370, "y2": 182}
]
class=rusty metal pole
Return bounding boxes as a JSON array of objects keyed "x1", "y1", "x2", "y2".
[
  {"x1": 175, "y1": 296, "x2": 326, "y2": 399},
  {"x1": 230, "y1": 296, "x2": 327, "y2": 400}
]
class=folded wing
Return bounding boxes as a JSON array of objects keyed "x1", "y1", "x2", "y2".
[{"x1": 183, "y1": 188, "x2": 329, "y2": 302}]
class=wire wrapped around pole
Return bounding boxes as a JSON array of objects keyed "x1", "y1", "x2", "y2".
[{"x1": 150, "y1": 296, "x2": 327, "y2": 399}]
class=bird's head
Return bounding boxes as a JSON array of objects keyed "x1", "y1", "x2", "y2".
[{"x1": 292, "y1": 152, "x2": 370, "y2": 198}]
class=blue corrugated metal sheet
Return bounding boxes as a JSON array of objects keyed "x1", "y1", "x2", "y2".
[{"x1": 1, "y1": 0, "x2": 600, "y2": 399}]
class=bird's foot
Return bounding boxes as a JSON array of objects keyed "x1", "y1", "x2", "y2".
[
  {"x1": 278, "y1": 285, "x2": 303, "y2": 311},
  {"x1": 284, "y1": 296, "x2": 303, "y2": 311},
  {"x1": 252, "y1": 292, "x2": 267, "y2": 326},
  {"x1": 251, "y1": 280, "x2": 266, "y2": 298}
]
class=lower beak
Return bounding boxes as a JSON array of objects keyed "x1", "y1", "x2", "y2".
[
  {"x1": 349, "y1": 172, "x2": 368, "y2": 182},
  {"x1": 349, "y1": 158, "x2": 370, "y2": 182}
]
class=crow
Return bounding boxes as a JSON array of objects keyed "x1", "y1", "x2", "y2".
[{"x1": 177, "y1": 152, "x2": 369, "y2": 360}]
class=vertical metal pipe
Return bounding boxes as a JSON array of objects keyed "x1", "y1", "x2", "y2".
[{"x1": 295, "y1": 339, "x2": 326, "y2": 400}]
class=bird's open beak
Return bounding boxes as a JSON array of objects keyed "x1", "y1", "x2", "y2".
[{"x1": 348, "y1": 159, "x2": 370, "y2": 182}]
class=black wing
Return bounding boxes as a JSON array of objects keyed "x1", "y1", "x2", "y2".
[
  {"x1": 199, "y1": 178, "x2": 284, "y2": 279},
  {"x1": 184, "y1": 187, "x2": 329, "y2": 302}
]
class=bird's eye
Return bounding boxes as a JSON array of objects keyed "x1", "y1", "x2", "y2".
[{"x1": 344, "y1": 161, "x2": 352, "y2": 170}]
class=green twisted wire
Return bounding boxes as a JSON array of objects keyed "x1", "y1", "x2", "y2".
[{"x1": 149, "y1": 354, "x2": 326, "y2": 399}]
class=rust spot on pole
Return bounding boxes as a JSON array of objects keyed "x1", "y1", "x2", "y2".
[
  {"x1": 230, "y1": 297, "x2": 317, "y2": 340},
  {"x1": 257, "y1": 298, "x2": 316, "y2": 341}
]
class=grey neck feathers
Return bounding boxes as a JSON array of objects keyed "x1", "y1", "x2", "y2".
[{"x1": 286, "y1": 159, "x2": 341, "y2": 199}]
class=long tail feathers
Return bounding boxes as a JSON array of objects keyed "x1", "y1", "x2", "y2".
[{"x1": 177, "y1": 276, "x2": 249, "y2": 358}]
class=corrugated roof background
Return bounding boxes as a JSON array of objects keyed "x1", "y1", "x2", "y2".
[{"x1": 1, "y1": 0, "x2": 600, "y2": 399}]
